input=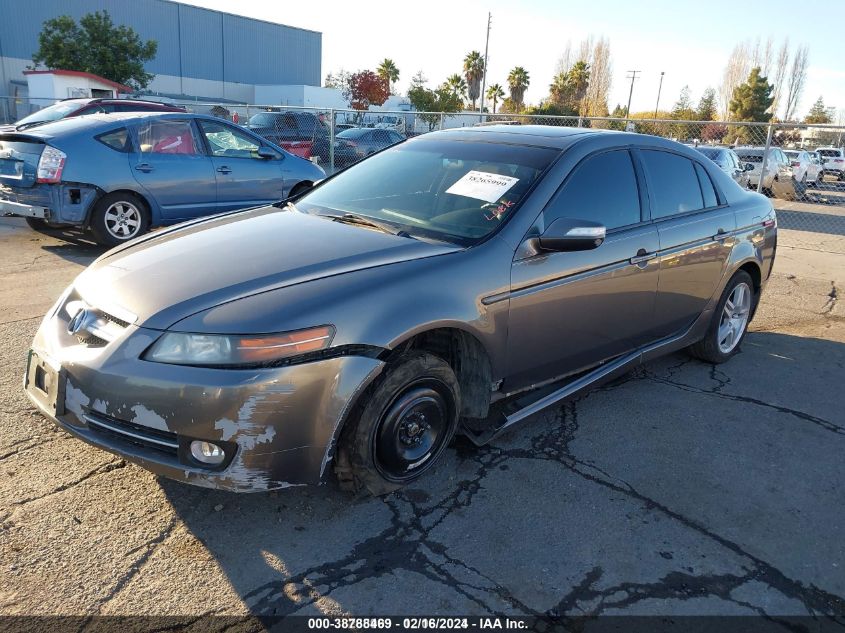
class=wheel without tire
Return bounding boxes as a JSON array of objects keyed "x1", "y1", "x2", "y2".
[
  {"x1": 89, "y1": 192, "x2": 149, "y2": 247},
  {"x1": 688, "y1": 271, "x2": 755, "y2": 364},
  {"x1": 335, "y1": 351, "x2": 460, "y2": 496}
]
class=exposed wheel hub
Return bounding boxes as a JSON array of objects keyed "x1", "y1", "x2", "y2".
[{"x1": 374, "y1": 383, "x2": 452, "y2": 481}]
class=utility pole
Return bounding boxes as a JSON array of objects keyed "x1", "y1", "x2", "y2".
[
  {"x1": 479, "y1": 12, "x2": 492, "y2": 119},
  {"x1": 625, "y1": 70, "x2": 640, "y2": 127},
  {"x1": 654, "y1": 71, "x2": 665, "y2": 119}
]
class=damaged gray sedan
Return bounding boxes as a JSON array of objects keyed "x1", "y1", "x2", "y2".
[{"x1": 24, "y1": 126, "x2": 777, "y2": 494}]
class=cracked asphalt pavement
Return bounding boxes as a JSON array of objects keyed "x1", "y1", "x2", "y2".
[{"x1": 0, "y1": 214, "x2": 843, "y2": 621}]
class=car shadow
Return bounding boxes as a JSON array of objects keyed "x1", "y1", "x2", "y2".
[
  {"x1": 159, "y1": 330, "x2": 845, "y2": 617},
  {"x1": 33, "y1": 227, "x2": 109, "y2": 262}
]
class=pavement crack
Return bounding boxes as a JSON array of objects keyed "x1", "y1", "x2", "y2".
[
  {"x1": 644, "y1": 373, "x2": 844, "y2": 436},
  {"x1": 11, "y1": 459, "x2": 127, "y2": 506}
]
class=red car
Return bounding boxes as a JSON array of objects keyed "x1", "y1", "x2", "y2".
[{"x1": 5, "y1": 98, "x2": 185, "y2": 132}]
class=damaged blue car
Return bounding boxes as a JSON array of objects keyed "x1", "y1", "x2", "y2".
[{"x1": 0, "y1": 111, "x2": 324, "y2": 246}]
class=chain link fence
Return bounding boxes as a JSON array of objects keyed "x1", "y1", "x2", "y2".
[{"x1": 3, "y1": 96, "x2": 844, "y2": 249}]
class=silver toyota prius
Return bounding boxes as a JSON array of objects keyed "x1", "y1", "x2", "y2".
[{"x1": 24, "y1": 126, "x2": 777, "y2": 495}]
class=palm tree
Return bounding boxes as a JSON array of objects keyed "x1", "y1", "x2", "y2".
[
  {"x1": 507, "y1": 66, "x2": 530, "y2": 110},
  {"x1": 463, "y1": 51, "x2": 485, "y2": 111},
  {"x1": 486, "y1": 83, "x2": 505, "y2": 114},
  {"x1": 445, "y1": 73, "x2": 468, "y2": 101},
  {"x1": 567, "y1": 60, "x2": 590, "y2": 116},
  {"x1": 377, "y1": 58, "x2": 400, "y2": 94}
]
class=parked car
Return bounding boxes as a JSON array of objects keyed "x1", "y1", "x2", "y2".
[
  {"x1": 690, "y1": 145, "x2": 752, "y2": 188},
  {"x1": 734, "y1": 146, "x2": 796, "y2": 199},
  {"x1": 2, "y1": 98, "x2": 185, "y2": 133},
  {"x1": 807, "y1": 151, "x2": 825, "y2": 184},
  {"x1": 783, "y1": 149, "x2": 818, "y2": 185},
  {"x1": 334, "y1": 127, "x2": 405, "y2": 167},
  {"x1": 246, "y1": 111, "x2": 330, "y2": 164},
  {"x1": 0, "y1": 112, "x2": 324, "y2": 245},
  {"x1": 23, "y1": 126, "x2": 776, "y2": 495},
  {"x1": 816, "y1": 147, "x2": 845, "y2": 181}
]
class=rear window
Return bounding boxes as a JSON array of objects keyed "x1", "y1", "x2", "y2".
[
  {"x1": 818, "y1": 149, "x2": 842, "y2": 157},
  {"x1": 15, "y1": 101, "x2": 82, "y2": 127},
  {"x1": 640, "y1": 150, "x2": 704, "y2": 218},
  {"x1": 737, "y1": 153, "x2": 763, "y2": 163}
]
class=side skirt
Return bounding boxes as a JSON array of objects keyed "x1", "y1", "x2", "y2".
[{"x1": 459, "y1": 308, "x2": 712, "y2": 446}]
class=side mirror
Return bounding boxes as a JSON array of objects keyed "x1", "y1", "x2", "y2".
[
  {"x1": 257, "y1": 146, "x2": 280, "y2": 160},
  {"x1": 537, "y1": 217, "x2": 605, "y2": 252},
  {"x1": 744, "y1": 163, "x2": 754, "y2": 171}
]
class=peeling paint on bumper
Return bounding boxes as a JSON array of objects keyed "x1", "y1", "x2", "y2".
[{"x1": 25, "y1": 305, "x2": 385, "y2": 492}]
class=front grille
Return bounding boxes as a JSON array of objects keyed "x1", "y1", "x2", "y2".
[{"x1": 83, "y1": 410, "x2": 178, "y2": 457}]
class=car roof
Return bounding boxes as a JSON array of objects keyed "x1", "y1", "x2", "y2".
[
  {"x1": 416, "y1": 125, "x2": 709, "y2": 154},
  {"x1": 4, "y1": 111, "x2": 214, "y2": 138}
]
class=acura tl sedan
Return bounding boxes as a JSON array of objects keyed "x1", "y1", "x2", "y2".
[{"x1": 24, "y1": 126, "x2": 777, "y2": 495}]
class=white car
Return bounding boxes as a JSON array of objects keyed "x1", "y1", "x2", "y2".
[
  {"x1": 784, "y1": 150, "x2": 820, "y2": 185},
  {"x1": 735, "y1": 146, "x2": 796, "y2": 198},
  {"x1": 807, "y1": 151, "x2": 825, "y2": 184},
  {"x1": 817, "y1": 147, "x2": 845, "y2": 181}
]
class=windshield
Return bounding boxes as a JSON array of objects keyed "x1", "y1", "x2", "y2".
[
  {"x1": 695, "y1": 147, "x2": 723, "y2": 161},
  {"x1": 249, "y1": 113, "x2": 285, "y2": 128},
  {"x1": 338, "y1": 128, "x2": 369, "y2": 139},
  {"x1": 295, "y1": 139, "x2": 557, "y2": 245},
  {"x1": 16, "y1": 101, "x2": 82, "y2": 126}
]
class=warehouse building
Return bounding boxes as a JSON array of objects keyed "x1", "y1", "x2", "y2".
[{"x1": 0, "y1": 0, "x2": 322, "y2": 105}]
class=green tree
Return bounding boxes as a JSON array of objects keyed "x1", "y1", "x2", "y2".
[
  {"x1": 507, "y1": 66, "x2": 530, "y2": 111},
  {"x1": 804, "y1": 96, "x2": 832, "y2": 124},
  {"x1": 486, "y1": 83, "x2": 505, "y2": 114},
  {"x1": 463, "y1": 51, "x2": 485, "y2": 111},
  {"x1": 376, "y1": 58, "x2": 399, "y2": 94},
  {"x1": 729, "y1": 67, "x2": 774, "y2": 122},
  {"x1": 729, "y1": 67, "x2": 774, "y2": 143},
  {"x1": 408, "y1": 83, "x2": 463, "y2": 130},
  {"x1": 671, "y1": 85, "x2": 696, "y2": 120},
  {"x1": 31, "y1": 10, "x2": 157, "y2": 90},
  {"x1": 566, "y1": 60, "x2": 590, "y2": 116},
  {"x1": 444, "y1": 74, "x2": 467, "y2": 102},
  {"x1": 695, "y1": 88, "x2": 717, "y2": 121}
]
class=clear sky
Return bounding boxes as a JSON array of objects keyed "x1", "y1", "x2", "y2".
[{"x1": 182, "y1": 0, "x2": 844, "y2": 119}]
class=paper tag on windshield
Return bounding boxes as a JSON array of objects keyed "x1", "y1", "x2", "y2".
[{"x1": 446, "y1": 170, "x2": 519, "y2": 203}]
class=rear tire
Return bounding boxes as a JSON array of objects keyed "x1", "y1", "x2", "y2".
[
  {"x1": 335, "y1": 351, "x2": 460, "y2": 496},
  {"x1": 688, "y1": 271, "x2": 755, "y2": 364},
  {"x1": 89, "y1": 192, "x2": 150, "y2": 247}
]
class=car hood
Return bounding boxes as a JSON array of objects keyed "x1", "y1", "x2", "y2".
[{"x1": 74, "y1": 206, "x2": 460, "y2": 330}]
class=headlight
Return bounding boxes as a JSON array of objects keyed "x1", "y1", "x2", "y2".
[{"x1": 144, "y1": 326, "x2": 335, "y2": 366}]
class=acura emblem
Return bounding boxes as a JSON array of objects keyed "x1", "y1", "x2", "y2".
[{"x1": 67, "y1": 308, "x2": 91, "y2": 335}]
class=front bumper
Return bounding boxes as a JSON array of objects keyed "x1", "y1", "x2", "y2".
[
  {"x1": 0, "y1": 198, "x2": 48, "y2": 219},
  {"x1": 25, "y1": 295, "x2": 385, "y2": 492}
]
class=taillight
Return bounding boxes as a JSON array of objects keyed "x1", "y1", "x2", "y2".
[{"x1": 36, "y1": 146, "x2": 66, "y2": 183}]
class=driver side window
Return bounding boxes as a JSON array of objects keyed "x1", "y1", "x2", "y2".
[
  {"x1": 197, "y1": 120, "x2": 262, "y2": 159},
  {"x1": 543, "y1": 150, "x2": 642, "y2": 231}
]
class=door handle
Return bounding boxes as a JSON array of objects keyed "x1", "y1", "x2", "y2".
[
  {"x1": 134, "y1": 163, "x2": 153, "y2": 173},
  {"x1": 629, "y1": 248, "x2": 656, "y2": 265},
  {"x1": 216, "y1": 166, "x2": 232, "y2": 174},
  {"x1": 712, "y1": 228, "x2": 729, "y2": 242}
]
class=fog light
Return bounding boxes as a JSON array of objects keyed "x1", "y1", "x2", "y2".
[{"x1": 190, "y1": 441, "x2": 226, "y2": 465}]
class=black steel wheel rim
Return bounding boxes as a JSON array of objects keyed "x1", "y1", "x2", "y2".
[{"x1": 373, "y1": 380, "x2": 453, "y2": 482}]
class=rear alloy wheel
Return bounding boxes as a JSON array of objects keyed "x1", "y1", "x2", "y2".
[
  {"x1": 336, "y1": 351, "x2": 460, "y2": 496},
  {"x1": 89, "y1": 192, "x2": 149, "y2": 247},
  {"x1": 688, "y1": 271, "x2": 755, "y2": 364}
]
